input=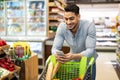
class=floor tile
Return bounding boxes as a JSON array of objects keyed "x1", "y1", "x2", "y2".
[{"x1": 96, "y1": 52, "x2": 119, "y2": 80}]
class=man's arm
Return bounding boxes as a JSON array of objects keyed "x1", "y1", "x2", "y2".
[
  {"x1": 51, "y1": 23, "x2": 65, "y2": 54},
  {"x1": 81, "y1": 22, "x2": 96, "y2": 57},
  {"x1": 62, "y1": 22, "x2": 96, "y2": 62}
]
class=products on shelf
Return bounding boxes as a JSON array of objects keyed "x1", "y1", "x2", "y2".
[
  {"x1": 93, "y1": 17, "x2": 117, "y2": 48},
  {"x1": 0, "y1": 67, "x2": 9, "y2": 78},
  {"x1": 0, "y1": 2, "x2": 5, "y2": 35},
  {"x1": 0, "y1": 39, "x2": 9, "y2": 55},
  {"x1": 0, "y1": 39, "x2": 7, "y2": 47},
  {"x1": 0, "y1": 18, "x2": 4, "y2": 23},
  {"x1": 0, "y1": 0, "x2": 47, "y2": 36},
  {"x1": 6, "y1": 1, "x2": 25, "y2": 36},
  {"x1": 117, "y1": 26, "x2": 120, "y2": 35},
  {"x1": 27, "y1": 0, "x2": 47, "y2": 35},
  {"x1": 0, "y1": 39, "x2": 15, "y2": 71},
  {"x1": 0, "y1": 2, "x2": 4, "y2": 16},
  {"x1": 116, "y1": 11, "x2": 120, "y2": 64},
  {"x1": 48, "y1": 0, "x2": 66, "y2": 37},
  {"x1": 13, "y1": 42, "x2": 31, "y2": 60},
  {"x1": 0, "y1": 57, "x2": 15, "y2": 71},
  {"x1": 7, "y1": 24, "x2": 23, "y2": 33}
]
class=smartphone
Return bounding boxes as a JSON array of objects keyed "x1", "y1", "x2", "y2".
[{"x1": 56, "y1": 51, "x2": 64, "y2": 56}]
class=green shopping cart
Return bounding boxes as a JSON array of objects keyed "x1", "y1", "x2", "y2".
[{"x1": 39, "y1": 55, "x2": 94, "y2": 80}]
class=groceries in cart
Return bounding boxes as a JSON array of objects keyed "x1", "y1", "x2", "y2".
[{"x1": 39, "y1": 54, "x2": 94, "y2": 80}]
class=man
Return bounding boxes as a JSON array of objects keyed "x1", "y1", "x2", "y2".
[{"x1": 51, "y1": 4, "x2": 98, "y2": 80}]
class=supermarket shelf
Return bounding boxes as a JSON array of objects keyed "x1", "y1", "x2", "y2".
[
  {"x1": 49, "y1": 18, "x2": 59, "y2": 21},
  {"x1": 48, "y1": 2, "x2": 56, "y2": 7},
  {"x1": 97, "y1": 37, "x2": 116, "y2": 41},
  {"x1": 45, "y1": 39, "x2": 117, "y2": 50},
  {"x1": 49, "y1": 12, "x2": 58, "y2": 14},
  {"x1": 1, "y1": 36, "x2": 48, "y2": 42},
  {"x1": 117, "y1": 58, "x2": 120, "y2": 67},
  {"x1": 57, "y1": 0, "x2": 66, "y2": 6},
  {"x1": 96, "y1": 46, "x2": 117, "y2": 50}
]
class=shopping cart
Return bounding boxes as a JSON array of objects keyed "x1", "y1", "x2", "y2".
[{"x1": 39, "y1": 55, "x2": 94, "y2": 80}]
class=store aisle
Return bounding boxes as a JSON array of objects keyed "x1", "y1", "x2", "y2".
[{"x1": 96, "y1": 52, "x2": 119, "y2": 80}]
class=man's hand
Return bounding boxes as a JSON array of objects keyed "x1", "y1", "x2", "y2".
[
  {"x1": 55, "y1": 52, "x2": 83, "y2": 63},
  {"x1": 55, "y1": 53, "x2": 73, "y2": 63}
]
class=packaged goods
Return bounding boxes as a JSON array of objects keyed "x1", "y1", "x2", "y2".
[{"x1": 13, "y1": 42, "x2": 31, "y2": 60}]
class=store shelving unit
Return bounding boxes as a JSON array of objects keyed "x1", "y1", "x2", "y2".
[
  {"x1": 5, "y1": 37, "x2": 47, "y2": 74},
  {"x1": 0, "y1": 1, "x2": 5, "y2": 36},
  {"x1": 48, "y1": 0, "x2": 66, "y2": 38},
  {"x1": 116, "y1": 26, "x2": 120, "y2": 66},
  {"x1": 66, "y1": 0, "x2": 120, "y2": 4},
  {"x1": 94, "y1": 17, "x2": 117, "y2": 51}
]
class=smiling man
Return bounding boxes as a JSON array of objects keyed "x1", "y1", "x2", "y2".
[{"x1": 51, "y1": 4, "x2": 98, "y2": 80}]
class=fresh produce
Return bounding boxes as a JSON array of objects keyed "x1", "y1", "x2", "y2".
[
  {"x1": 0, "y1": 39, "x2": 7, "y2": 46},
  {"x1": 72, "y1": 78, "x2": 82, "y2": 80},
  {"x1": 0, "y1": 39, "x2": 7, "y2": 55},
  {"x1": 0, "y1": 39, "x2": 15, "y2": 71},
  {"x1": 0, "y1": 57, "x2": 15, "y2": 71}
]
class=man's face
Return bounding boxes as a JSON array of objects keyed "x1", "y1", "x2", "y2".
[{"x1": 64, "y1": 12, "x2": 80, "y2": 30}]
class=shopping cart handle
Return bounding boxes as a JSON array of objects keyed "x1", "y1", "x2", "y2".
[{"x1": 89, "y1": 57, "x2": 94, "y2": 65}]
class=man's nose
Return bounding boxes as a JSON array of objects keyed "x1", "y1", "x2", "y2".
[{"x1": 66, "y1": 20, "x2": 71, "y2": 24}]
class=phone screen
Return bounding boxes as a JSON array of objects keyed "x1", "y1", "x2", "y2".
[{"x1": 56, "y1": 51, "x2": 64, "y2": 56}]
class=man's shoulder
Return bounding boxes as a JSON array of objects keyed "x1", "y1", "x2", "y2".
[
  {"x1": 58, "y1": 22, "x2": 67, "y2": 29},
  {"x1": 56, "y1": 22, "x2": 67, "y2": 33},
  {"x1": 80, "y1": 19, "x2": 93, "y2": 25},
  {"x1": 80, "y1": 20, "x2": 94, "y2": 28},
  {"x1": 59, "y1": 22, "x2": 66, "y2": 26}
]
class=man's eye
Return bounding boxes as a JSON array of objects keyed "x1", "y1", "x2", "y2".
[
  {"x1": 64, "y1": 17, "x2": 74, "y2": 21},
  {"x1": 69, "y1": 17, "x2": 74, "y2": 20},
  {"x1": 65, "y1": 18, "x2": 68, "y2": 20}
]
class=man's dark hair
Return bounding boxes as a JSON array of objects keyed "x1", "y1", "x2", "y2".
[{"x1": 64, "y1": 4, "x2": 79, "y2": 15}]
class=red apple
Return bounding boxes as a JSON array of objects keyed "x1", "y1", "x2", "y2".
[
  {"x1": 0, "y1": 39, "x2": 7, "y2": 46},
  {"x1": 0, "y1": 41, "x2": 4, "y2": 46},
  {"x1": 72, "y1": 78, "x2": 81, "y2": 80},
  {"x1": 2, "y1": 40, "x2": 7, "y2": 45},
  {"x1": 8, "y1": 67, "x2": 15, "y2": 71}
]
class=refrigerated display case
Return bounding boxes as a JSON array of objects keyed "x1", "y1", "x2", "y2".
[
  {"x1": 27, "y1": 0, "x2": 47, "y2": 36},
  {"x1": 6, "y1": 1, "x2": 26, "y2": 36},
  {"x1": 0, "y1": 1, "x2": 5, "y2": 36},
  {"x1": 0, "y1": 0, "x2": 48, "y2": 36}
]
